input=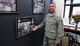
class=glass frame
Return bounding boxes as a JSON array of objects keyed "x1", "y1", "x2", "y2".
[
  {"x1": 15, "y1": 17, "x2": 34, "y2": 39},
  {"x1": 0, "y1": 0, "x2": 19, "y2": 14},
  {"x1": 66, "y1": 0, "x2": 71, "y2": 4},
  {"x1": 64, "y1": 6, "x2": 70, "y2": 18},
  {"x1": 73, "y1": 0, "x2": 80, "y2": 4},
  {"x1": 32, "y1": 0, "x2": 45, "y2": 15}
]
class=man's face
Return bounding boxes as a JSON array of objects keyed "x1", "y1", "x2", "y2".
[{"x1": 49, "y1": 3, "x2": 56, "y2": 12}]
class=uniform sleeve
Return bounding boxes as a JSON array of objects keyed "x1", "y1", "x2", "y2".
[
  {"x1": 37, "y1": 14, "x2": 48, "y2": 29},
  {"x1": 37, "y1": 19, "x2": 45, "y2": 29},
  {"x1": 56, "y1": 18, "x2": 64, "y2": 42}
]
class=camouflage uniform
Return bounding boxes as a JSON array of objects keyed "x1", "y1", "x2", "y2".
[{"x1": 38, "y1": 13, "x2": 64, "y2": 46}]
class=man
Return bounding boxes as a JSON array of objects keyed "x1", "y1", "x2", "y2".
[{"x1": 32, "y1": 2, "x2": 64, "y2": 46}]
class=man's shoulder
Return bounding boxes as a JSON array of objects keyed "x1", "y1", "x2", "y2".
[
  {"x1": 45, "y1": 13, "x2": 51, "y2": 17},
  {"x1": 55, "y1": 15, "x2": 62, "y2": 21},
  {"x1": 55, "y1": 15, "x2": 61, "y2": 19},
  {"x1": 46, "y1": 13, "x2": 51, "y2": 16}
]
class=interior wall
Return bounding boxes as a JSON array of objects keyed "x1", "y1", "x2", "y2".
[
  {"x1": 0, "y1": 0, "x2": 44, "y2": 46},
  {"x1": 0, "y1": 0, "x2": 64, "y2": 46},
  {"x1": 54, "y1": 0, "x2": 64, "y2": 18}
]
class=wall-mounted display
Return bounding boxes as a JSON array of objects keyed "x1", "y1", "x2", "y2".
[
  {"x1": 32, "y1": 0, "x2": 45, "y2": 15},
  {"x1": 0, "y1": 0, "x2": 19, "y2": 13},
  {"x1": 15, "y1": 17, "x2": 34, "y2": 38}
]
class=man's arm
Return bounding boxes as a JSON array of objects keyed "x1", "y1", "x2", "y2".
[
  {"x1": 56, "y1": 18, "x2": 64, "y2": 44},
  {"x1": 37, "y1": 20, "x2": 45, "y2": 29},
  {"x1": 32, "y1": 19, "x2": 45, "y2": 31}
]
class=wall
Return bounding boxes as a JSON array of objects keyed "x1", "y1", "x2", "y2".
[
  {"x1": 54, "y1": 0, "x2": 64, "y2": 18},
  {"x1": 0, "y1": 0, "x2": 64, "y2": 46},
  {"x1": 0, "y1": 0, "x2": 44, "y2": 46}
]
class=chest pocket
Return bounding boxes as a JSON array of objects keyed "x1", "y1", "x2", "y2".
[{"x1": 45, "y1": 17, "x2": 57, "y2": 25}]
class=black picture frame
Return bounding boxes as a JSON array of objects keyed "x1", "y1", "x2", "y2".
[
  {"x1": 0, "y1": 0, "x2": 19, "y2": 14},
  {"x1": 15, "y1": 17, "x2": 34, "y2": 39},
  {"x1": 32, "y1": 0, "x2": 45, "y2": 15}
]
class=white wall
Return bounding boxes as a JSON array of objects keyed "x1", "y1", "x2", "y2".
[{"x1": 54, "y1": 0, "x2": 64, "y2": 18}]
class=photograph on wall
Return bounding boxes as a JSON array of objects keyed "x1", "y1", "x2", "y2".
[
  {"x1": 0, "y1": 0, "x2": 18, "y2": 13},
  {"x1": 16, "y1": 17, "x2": 34, "y2": 38},
  {"x1": 32, "y1": 0, "x2": 45, "y2": 14}
]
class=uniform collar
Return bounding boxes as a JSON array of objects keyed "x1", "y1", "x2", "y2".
[{"x1": 49, "y1": 12, "x2": 56, "y2": 17}]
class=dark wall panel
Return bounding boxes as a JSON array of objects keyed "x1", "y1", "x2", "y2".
[{"x1": 0, "y1": 0, "x2": 49, "y2": 46}]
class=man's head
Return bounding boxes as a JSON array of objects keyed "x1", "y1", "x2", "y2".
[{"x1": 49, "y1": 2, "x2": 56, "y2": 13}]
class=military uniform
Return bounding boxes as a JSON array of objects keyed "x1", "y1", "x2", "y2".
[{"x1": 38, "y1": 13, "x2": 64, "y2": 46}]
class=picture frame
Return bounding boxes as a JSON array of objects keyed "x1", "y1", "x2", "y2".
[
  {"x1": 0, "y1": 0, "x2": 19, "y2": 14},
  {"x1": 15, "y1": 17, "x2": 34, "y2": 39},
  {"x1": 32, "y1": 0, "x2": 45, "y2": 15}
]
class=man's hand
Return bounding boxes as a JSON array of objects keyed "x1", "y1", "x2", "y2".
[
  {"x1": 55, "y1": 40, "x2": 61, "y2": 45},
  {"x1": 32, "y1": 25, "x2": 38, "y2": 31}
]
